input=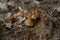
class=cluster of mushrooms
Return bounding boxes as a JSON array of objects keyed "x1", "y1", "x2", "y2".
[{"x1": 5, "y1": 8, "x2": 43, "y2": 27}]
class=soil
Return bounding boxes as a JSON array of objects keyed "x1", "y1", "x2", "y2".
[{"x1": 0, "y1": 0, "x2": 60, "y2": 40}]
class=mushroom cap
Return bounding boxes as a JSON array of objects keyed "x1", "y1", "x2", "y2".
[
  {"x1": 5, "y1": 12, "x2": 14, "y2": 21},
  {"x1": 24, "y1": 19, "x2": 34, "y2": 26},
  {"x1": 31, "y1": 14, "x2": 37, "y2": 20},
  {"x1": 26, "y1": 13, "x2": 32, "y2": 19}
]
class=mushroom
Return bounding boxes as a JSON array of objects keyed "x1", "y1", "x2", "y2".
[
  {"x1": 24, "y1": 19, "x2": 34, "y2": 26},
  {"x1": 26, "y1": 13, "x2": 32, "y2": 19},
  {"x1": 31, "y1": 14, "x2": 37, "y2": 20},
  {"x1": 5, "y1": 12, "x2": 15, "y2": 22}
]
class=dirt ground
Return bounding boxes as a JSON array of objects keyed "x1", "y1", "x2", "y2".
[{"x1": 0, "y1": 0, "x2": 60, "y2": 40}]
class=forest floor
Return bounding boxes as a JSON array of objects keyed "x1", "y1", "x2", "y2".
[{"x1": 0, "y1": 0, "x2": 60, "y2": 40}]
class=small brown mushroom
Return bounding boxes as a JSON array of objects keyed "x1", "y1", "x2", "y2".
[
  {"x1": 26, "y1": 13, "x2": 32, "y2": 19},
  {"x1": 31, "y1": 14, "x2": 37, "y2": 20},
  {"x1": 24, "y1": 19, "x2": 34, "y2": 26},
  {"x1": 5, "y1": 12, "x2": 14, "y2": 21},
  {"x1": 5, "y1": 12, "x2": 17, "y2": 23}
]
